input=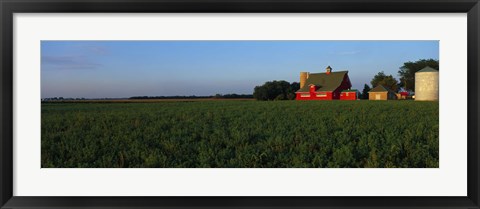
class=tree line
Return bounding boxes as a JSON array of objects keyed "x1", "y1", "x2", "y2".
[
  {"x1": 129, "y1": 94, "x2": 253, "y2": 100},
  {"x1": 361, "y1": 58, "x2": 439, "y2": 97},
  {"x1": 253, "y1": 80, "x2": 300, "y2": 101}
]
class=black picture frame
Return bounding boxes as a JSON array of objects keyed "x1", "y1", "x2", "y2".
[{"x1": 1, "y1": 0, "x2": 479, "y2": 208}]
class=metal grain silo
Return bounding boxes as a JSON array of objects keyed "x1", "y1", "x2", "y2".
[{"x1": 415, "y1": 66, "x2": 439, "y2": 101}]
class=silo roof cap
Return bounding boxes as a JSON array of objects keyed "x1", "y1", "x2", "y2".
[{"x1": 417, "y1": 66, "x2": 438, "y2": 73}]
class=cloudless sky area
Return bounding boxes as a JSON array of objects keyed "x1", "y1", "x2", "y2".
[{"x1": 41, "y1": 41, "x2": 438, "y2": 98}]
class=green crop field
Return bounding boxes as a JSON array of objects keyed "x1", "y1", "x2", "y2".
[{"x1": 41, "y1": 100, "x2": 438, "y2": 168}]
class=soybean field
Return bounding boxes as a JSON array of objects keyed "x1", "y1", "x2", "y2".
[{"x1": 41, "y1": 100, "x2": 439, "y2": 168}]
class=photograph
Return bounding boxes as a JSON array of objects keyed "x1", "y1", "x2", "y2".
[{"x1": 41, "y1": 40, "x2": 439, "y2": 168}]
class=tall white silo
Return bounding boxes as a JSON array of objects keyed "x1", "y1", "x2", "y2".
[{"x1": 415, "y1": 66, "x2": 439, "y2": 101}]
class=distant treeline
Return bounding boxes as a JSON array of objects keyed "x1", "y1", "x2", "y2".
[
  {"x1": 213, "y1": 94, "x2": 253, "y2": 99},
  {"x1": 129, "y1": 96, "x2": 210, "y2": 100},
  {"x1": 129, "y1": 94, "x2": 253, "y2": 100},
  {"x1": 43, "y1": 94, "x2": 254, "y2": 101},
  {"x1": 43, "y1": 97, "x2": 87, "y2": 101}
]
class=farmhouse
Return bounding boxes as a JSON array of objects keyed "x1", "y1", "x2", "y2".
[
  {"x1": 368, "y1": 85, "x2": 397, "y2": 100},
  {"x1": 296, "y1": 66, "x2": 353, "y2": 100}
]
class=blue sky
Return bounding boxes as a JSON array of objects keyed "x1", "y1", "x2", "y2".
[{"x1": 41, "y1": 41, "x2": 438, "y2": 98}]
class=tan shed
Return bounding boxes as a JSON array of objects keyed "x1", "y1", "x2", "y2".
[{"x1": 368, "y1": 85, "x2": 397, "y2": 100}]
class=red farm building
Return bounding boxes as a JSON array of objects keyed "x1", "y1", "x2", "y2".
[
  {"x1": 296, "y1": 66, "x2": 354, "y2": 100},
  {"x1": 340, "y1": 89, "x2": 360, "y2": 100}
]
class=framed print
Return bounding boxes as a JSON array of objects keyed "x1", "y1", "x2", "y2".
[{"x1": 1, "y1": 0, "x2": 479, "y2": 208}]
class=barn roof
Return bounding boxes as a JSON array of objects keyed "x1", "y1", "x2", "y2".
[
  {"x1": 296, "y1": 71, "x2": 349, "y2": 92},
  {"x1": 342, "y1": 89, "x2": 359, "y2": 92},
  {"x1": 369, "y1": 85, "x2": 395, "y2": 93},
  {"x1": 417, "y1": 66, "x2": 438, "y2": 73}
]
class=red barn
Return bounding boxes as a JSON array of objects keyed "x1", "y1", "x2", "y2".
[
  {"x1": 340, "y1": 89, "x2": 360, "y2": 100},
  {"x1": 296, "y1": 66, "x2": 352, "y2": 100}
]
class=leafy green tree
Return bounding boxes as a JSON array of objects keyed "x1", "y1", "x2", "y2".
[
  {"x1": 287, "y1": 82, "x2": 300, "y2": 100},
  {"x1": 398, "y1": 59, "x2": 439, "y2": 91},
  {"x1": 290, "y1": 82, "x2": 300, "y2": 92},
  {"x1": 361, "y1": 84, "x2": 371, "y2": 99},
  {"x1": 274, "y1": 94, "x2": 286, "y2": 100},
  {"x1": 253, "y1": 80, "x2": 299, "y2": 101},
  {"x1": 253, "y1": 85, "x2": 268, "y2": 100},
  {"x1": 371, "y1": 71, "x2": 399, "y2": 92}
]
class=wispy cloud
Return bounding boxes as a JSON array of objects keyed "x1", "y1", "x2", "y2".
[
  {"x1": 83, "y1": 45, "x2": 109, "y2": 55},
  {"x1": 42, "y1": 55, "x2": 102, "y2": 70}
]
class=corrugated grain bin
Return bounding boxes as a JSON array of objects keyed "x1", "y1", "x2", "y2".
[{"x1": 415, "y1": 66, "x2": 439, "y2": 101}]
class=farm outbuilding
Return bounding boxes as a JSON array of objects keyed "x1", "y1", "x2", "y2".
[
  {"x1": 397, "y1": 91, "x2": 409, "y2": 100},
  {"x1": 368, "y1": 85, "x2": 397, "y2": 100},
  {"x1": 340, "y1": 89, "x2": 360, "y2": 100},
  {"x1": 296, "y1": 66, "x2": 352, "y2": 100},
  {"x1": 415, "y1": 66, "x2": 439, "y2": 101}
]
